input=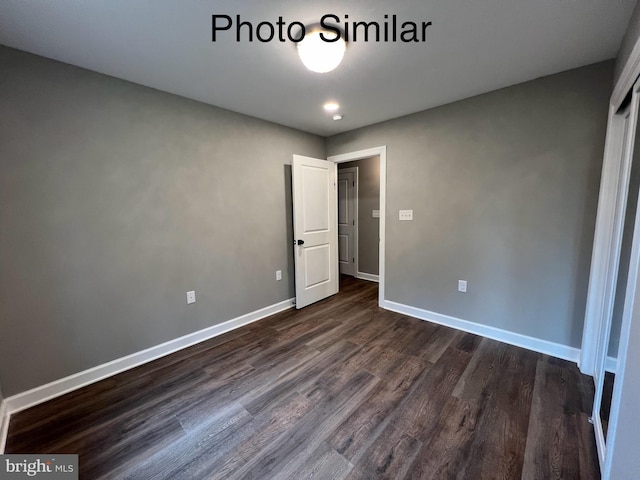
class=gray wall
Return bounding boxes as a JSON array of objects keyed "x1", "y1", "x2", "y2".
[
  {"x1": 327, "y1": 61, "x2": 612, "y2": 348},
  {"x1": 0, "y1": 45, "x2": 613, "y2": 397},
  {"x1": 0, "y1": 46, "x2": 324, "y2": 396},
  {"x1": 615, "y1": 0, "x2": 640, "y2": 86},
  {"x1": 338, "y1": 157, "x2": 380, "y2": 276}
]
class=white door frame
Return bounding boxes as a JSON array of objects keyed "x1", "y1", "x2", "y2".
[
  {"x1": 580, "y1": 27, "x2": 640, "y2": 478},
  {"x1": 591, "y1": 91, "x2": 638, "y2": 472},
  {"x1": 580, "y1": 102, "x2": 636, "y2": 378},
  {"x1": 602, "y1": 80, "x2": 640, "y2": 478},
  {"x1": 337, "y1": 166, "x2": 359, "y2": 277},
  {"x1": 328, "y1": 146, "x2": 386, "y2": 307},
  {"x1": 581, "y1": 19, "x2": 640, "y2": 376}
]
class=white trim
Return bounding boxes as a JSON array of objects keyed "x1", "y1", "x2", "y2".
[
  {"x1": 356, "y1": 272, "x2": 379, "y2": 283},
  {"x1": 593, "y1": 412, "x2": 607, "y2": 471},
  {"x1": 582, "y1": 27, "x2": 640, "y2": 477},
  {"x1": 382, "y1": 300, "x2": 580, "y2": 362},
  {"x1": 578, "y1": 108, "x2": 625, "y2": 376},
  {"x1": 585, "y1": 77, "x2": 640, "y2": 478},
  {"x1": 0, "y1": 398, "x2": 8, "y2": 454},
  {"x1": 603, "y1": 214, "x2": 640, "y2": 478},
  {"x1": 328, "y1": 146, "x2": 387, "y2": 308},
  {"x1": 1, "y1": 298, "x2": 294, "y2": 418},
  {"x1": 604, "y1": 84, "x2": 640, "y2": 476},
  {"x1": 579, "y1": 105, "x2": 631, "y2": 375}
]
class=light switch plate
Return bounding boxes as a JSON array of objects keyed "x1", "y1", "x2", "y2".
[
  {"x1": 186, "y1": 290, "x2": 196, "y2": 304},
  {"x1": 399, "y1": 209, "x2": 413, "y2": 221},
  {"x1": 458, "y1": 280, "x2": 467, "y2": 293},
  {"x1": 276, "y1": 270, "x2": 282, "y2": 281},
  {"x1": 372, "y1": 209, "x2": 380, "y2": 218}
]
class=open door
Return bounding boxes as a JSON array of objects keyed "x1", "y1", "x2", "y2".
[
  {"x1": 292, "y1": 154, "x2": 339, "y2": 309},
  {"x1": 338, "y1": 167, "x2": 357, "y2": 277}
]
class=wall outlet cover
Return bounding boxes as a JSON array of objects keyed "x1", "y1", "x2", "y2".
[
  {"x1": 458, "y1": 280, "x2": 467, "y2": 293},
  {"x1": 399, "y1": 209, "x2": 413, "y2": 221},
  {"x1": 187, "y1": 290, "x2": 196, "y2": 304}
]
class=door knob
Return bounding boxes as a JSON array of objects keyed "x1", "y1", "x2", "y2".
[{"x1": 297, "y1": 239, "x2": 305, "y2": 245}]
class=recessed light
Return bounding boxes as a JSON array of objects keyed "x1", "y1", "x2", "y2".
[
  {"x1": 332, "y1": 114, "x2": 343, "y2": 121},
  {"x1": 323, "y1": 102, "x2": 340, "y2": 112}
]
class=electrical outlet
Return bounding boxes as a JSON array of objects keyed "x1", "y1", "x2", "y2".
[
  {"x1": 399, "y1": 209, "x2": 413, "y2": 221},
  {"x1": 276, "y1": 270, "x2": 282, "y2": 281},
  {"x1": 186, "y1": 290, "x2": 196, "y2": 304},
  {"x1": 458, "y1": 280, "x2": 467, "y2": 293},
  {"x1": 372, "y1": 209, "x2": 380, "y2": 218}
]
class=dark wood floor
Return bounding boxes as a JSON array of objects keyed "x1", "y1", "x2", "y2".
[{"x1": 6, "y1": 277, "x2": 600, "y2": 479}]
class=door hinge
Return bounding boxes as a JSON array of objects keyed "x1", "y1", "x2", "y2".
[
  {"x1": 353, "y1": 257, "x2": 355, "y2": 263},
  {"x1": 352, "y1": 220, "x2": 355, "y2": 226},
  {"x1": 353, "y1": 181, "x2": 355, "y2": 187}
]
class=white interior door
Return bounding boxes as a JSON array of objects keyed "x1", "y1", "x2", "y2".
[
  {"x1": 338, "y1": 168, "x2": 357, "y2": 277},
  {"x1": 292, "y1": 154, "x2": 338, "y2": 309}
]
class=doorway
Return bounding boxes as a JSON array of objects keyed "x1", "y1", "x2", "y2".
[
  {"x1": 337, "y1": 157, "x2": 381, "y2": 283},
  {"x1": 338, "y1": 167, "x2": 358, "y2": 277},
  {"x1": 329, "y1": 146, "x2": 387, "y2": 307}
]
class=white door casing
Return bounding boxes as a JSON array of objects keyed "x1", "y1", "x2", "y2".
[
  {"x1": 328, "y1": 146, "x2": 387, "y2": 307},
  {"x1": 338, "y1": 168, "x2": 358, "y2": 277},
  {"x1": 292, "y1": 155, "x2": 339, "y2": 309}
]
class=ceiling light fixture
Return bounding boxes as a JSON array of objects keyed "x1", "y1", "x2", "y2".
[
  {"x1": 332, "y1": 114, "x2": 343, "y2": 121},
  {"x1": 297, "y1": 27, "x2": 346, "y2": 73},
  {"x1": 323, "y1": 102, "x2": 340, "y2": 112}
]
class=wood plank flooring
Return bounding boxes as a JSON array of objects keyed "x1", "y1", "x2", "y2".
[{"x1": 5, "y1": 276, "x2": 600, "y2": 479}]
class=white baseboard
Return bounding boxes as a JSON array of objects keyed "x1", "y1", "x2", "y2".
[
  {"x1": 1, "y1": 296, "x2": 591, "y2": 453},
  {"x1": 605, "y1": 355, "x2": 618, "y2": 374},
  {"x1": 3, "y1": 298, "x2": 295, "y2": 419},
  {"x1": 0, "y1": 398, "x2": 8, "y2": 454},
  {"x1": 382, "y1": 300, "x2": 581, "y2": 363},
  {"x1": 356, "y1": 272, "x2": 379, "y2": 283}
]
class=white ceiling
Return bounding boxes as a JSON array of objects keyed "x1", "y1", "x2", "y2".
[{"x1": 0, "y1": 0, "x2": 635, "y2": 136}]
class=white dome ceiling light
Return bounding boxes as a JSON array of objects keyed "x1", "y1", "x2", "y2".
[
  {"x1": 297, "y1": 27, "x2": 346, "y2": 73},
  {"x1": 323, "y1": 102, "x2": 340, "y2": 112}
]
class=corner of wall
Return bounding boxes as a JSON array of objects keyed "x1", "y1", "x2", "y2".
[
  {"x1": 382, "y1": 300, "x2": 581, "y2": 364},
  {"x1": 0, "y1": 297, "x2": 295, "y2": 425}
]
